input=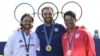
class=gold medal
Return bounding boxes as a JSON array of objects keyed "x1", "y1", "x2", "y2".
[
  {"x1": 45, "y1": 45, "x2": 52, "y2": 52},
  {"x1": 67, "y1": 50, "x2": 72, "y2": 56}
]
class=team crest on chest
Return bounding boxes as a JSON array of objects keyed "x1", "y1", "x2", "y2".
[
  {"x1": 42, "y1": 30, "x2": 44, "y2": 32},
  {"x1": 54, "y1": 27, "x2": 59, "y2": 32},
  {"x1": 75, "y1": 33, "x2": 80, "y2": 38}
]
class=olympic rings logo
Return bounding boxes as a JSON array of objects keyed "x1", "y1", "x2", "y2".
[
  {"x1": 61, "y1": 1, "x2": 83, "y2": 21},
  {"x1": 14, "y1": 1, "x2": 83, "y2": 22},
  {"x1": 14, "y1": 3, "x2": 35, "y2": 22},
  {"x1": 37, "y1": 2, "x2": 59, "y2": 22}
]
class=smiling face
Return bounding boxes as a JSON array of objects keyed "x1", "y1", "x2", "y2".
[
  {"x1": 64, "y1": 11, "x2": 76, "y2": 29},
  {"x1": 64, "y1": 15, "x2": 76, "y2": 29},
  {"x1": 20, "y1": 14, "x2": 34, "y2": 30},
  {"x1": 42, "y1": 7, "x2": 54, "y2": 24}
]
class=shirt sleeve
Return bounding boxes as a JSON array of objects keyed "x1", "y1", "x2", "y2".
[
  {"x1": 35, "y1": 33, "x2": 40, "y2": 50},
  {"x1": 4, "y1": 35, "x2": 14, "y2": 56},
  {"x1": 33, "y1": 32, "x2": 40, "y2": 51},
  {"x1": 84, "y1": 30, "x2": 96, "y2": 56}
]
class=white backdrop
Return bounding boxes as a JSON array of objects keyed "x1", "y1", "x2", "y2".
[{"x1": 0, "y1": 0, "x2": 100, "y2": 41}]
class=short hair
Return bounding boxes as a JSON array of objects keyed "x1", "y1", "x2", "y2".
[
  {"x1": 64, "y1": 11, "x2": 76, "y2": 21},
  {"x1": 20, "y1": 13, "x2": 34, "y2": 22},
  {"x1": 41, "y1": 6, "x2": 54, "y2": 14}
]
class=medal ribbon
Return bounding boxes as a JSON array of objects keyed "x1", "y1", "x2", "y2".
[
  {"x1": 67, "y1": 27, "x2": 77, "y2": 50},
  {"x1": 21, "y1": 29, "x2": 31, "y2": 53},
  {"x1": 43, "y1": 21, "x2": 55, "y2": 45}
]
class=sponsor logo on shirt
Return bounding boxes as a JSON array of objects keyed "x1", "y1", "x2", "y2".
[{"x1": 19, "y1": 40, "x2": 23, "y2": 43}]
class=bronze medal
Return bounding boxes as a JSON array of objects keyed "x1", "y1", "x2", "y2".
[
  {"x1": 46, "y1": 45, "x2": 52, "y2": 52},
  {"x1": 67, "y1": 50, "x2": 72, "y2": 56}
]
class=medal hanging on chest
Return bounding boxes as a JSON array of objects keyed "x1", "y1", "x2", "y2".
[
  {"x1": 66, "y1": 27, "x2": 78, "y2": 56},
  {"x1": 26, "y1": 52, "x2": 29, "y2": 56},
  {"x1": 43, "y1": 23, "x2": 54, "y2": 52},
  {"x1": 21, "y1": 29, "x2": 31, "y2": 56},
  {"x1": 45, "y1": 45, "x2": 52, "y2": 52},
  {"x1": 67, "y1": 50, "x2": 72, "y2": 56}
]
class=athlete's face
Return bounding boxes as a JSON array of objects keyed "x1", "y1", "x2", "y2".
[
  {"x1": 64, "y1": 15, "x2": 76, "y2": 29},
  {"x1": 42, "y1": 9, "x2": 54, "y2": 24},
  {"x1": 21, "y1": 16, "x2": 33, "y2": 30}
]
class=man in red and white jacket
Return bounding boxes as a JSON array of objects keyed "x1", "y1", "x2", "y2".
[{"x1": 62, "y1": 11, "x2": 96, "y2": 56}]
